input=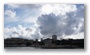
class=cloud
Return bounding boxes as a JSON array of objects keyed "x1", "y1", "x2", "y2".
[
  {"x1": 6, "y1": 4, "x2": 42, "y2": 24},
  {"x1": 4, "y1": 24, "x2": 42, "y2": 39},
  {"x1": 7, "y1": 4, "x2": 42, "y2": 10},
  {"x1": 5, "y1": 10, "x2": 16, "y2": 18},
  {"x1": 4, "y1": 10, "x2": 17, "y2": 23},
  {"x1": 31, "y1": 31, "x2": 41, "y2": 40},
  {"x1": 37, "y1": 4, "x2": 84, "y2": 39},
  {"x1": 37, "y1": 13, "x2": 61, "y2": 37},
  {"x1": 23, "y1": 17, "x2": 37, "y2": 24},
  {"x1": 63, "y1": 32, "x2": 84, "y2": 39},
  {"x1": 19, "y1": 4, "x2": 42, "y2": 10},
  {"x1": 4, "y1": 26, "x2": 18, "y2": 38},
  {"x1": 4, "y1": 25, "x2": 33, "y2": 39},
  {"x1": 40, "y1": 4, "x2": 77, "y2": 15},
  {"x1": 7, "y1": 4, "x2": 19, "y2": 9},
  {"x1": 4, "y1": 4, "x2": 84, "y2": 39}
]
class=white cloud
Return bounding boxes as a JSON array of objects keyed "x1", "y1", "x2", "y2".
[
  {"x1": 4, "y1": 25, "x2": 41, "y2": 39},
  {"x1": 23, "y1": 17, "x2": 37, "y2": 23},
  {"x1": 4, "y1": 27, "x2": 18, "y2": 38},
  {"x1": 4, "y1": 10, "x2": 17, "y2": 22},
  {"x1": 62, "y1": 32, "x2": 84, "y2": 39},
  {"x1": 40, "y1": 4, "x2": 77, "y2": 15},
  {"x1": 7, "y1": 4, "x2": 19, "y2": 9},
  {"x1": 5, "y1": 10, "x2": 16, "y2": 18}
]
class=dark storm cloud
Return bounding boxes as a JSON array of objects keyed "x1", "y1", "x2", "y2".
[
  {"x1": 37, "y1": 13, "x2": 61, "y2": 36},
  {"x1": 37, "y1": 13, "x2": 75, "y2": 37},
  {"x1": 31, "y1": 31, "x2": 41, "y2": 39},
  {"x1": 36, "y1": 5, "x2": 84, "y2": 38}
]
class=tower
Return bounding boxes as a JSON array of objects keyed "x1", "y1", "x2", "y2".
[{"x1": 52, "y1": 35, "x2": 57, "y2": 40}]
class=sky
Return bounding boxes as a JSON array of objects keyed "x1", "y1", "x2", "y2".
[{"x1": 4, "y1": 4, "x2": 84, "y2": 40}]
